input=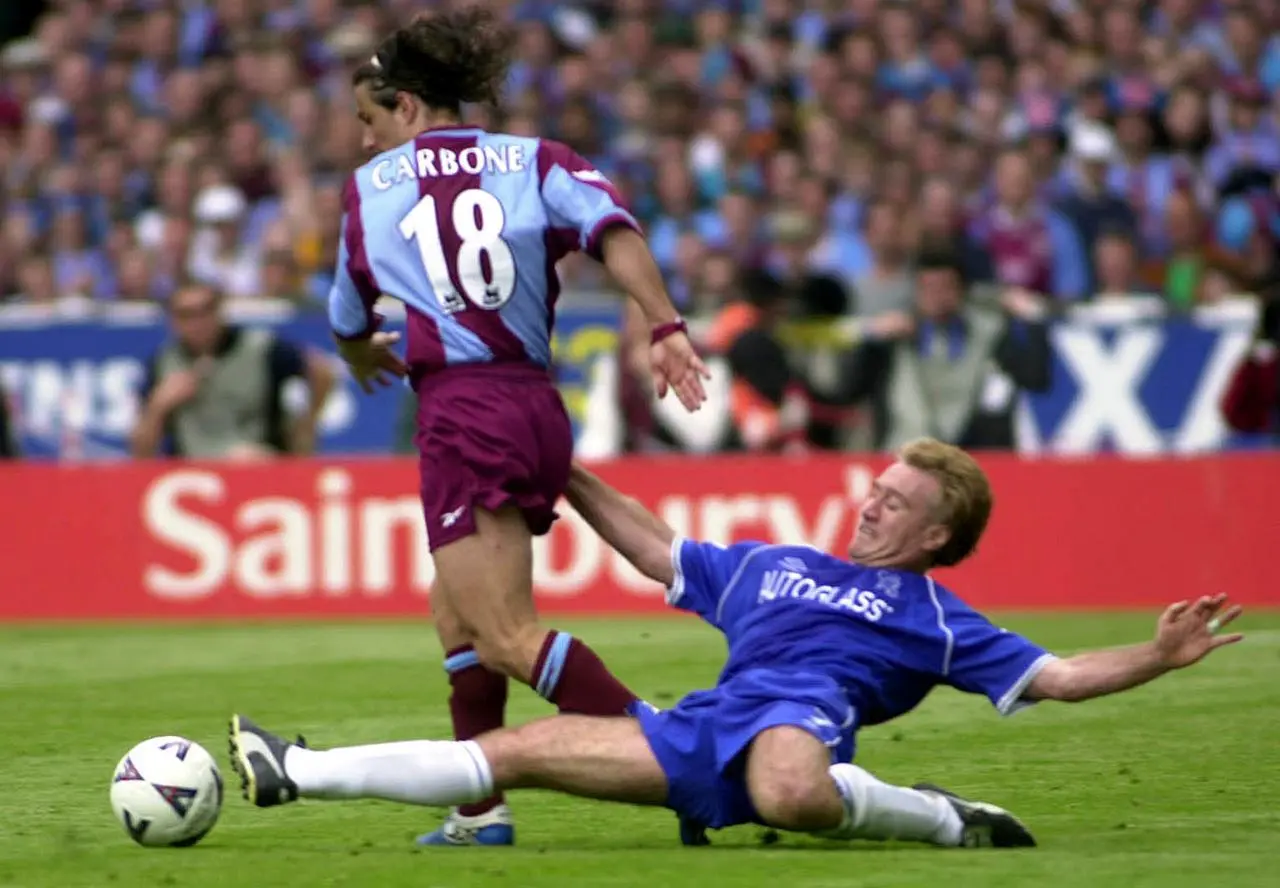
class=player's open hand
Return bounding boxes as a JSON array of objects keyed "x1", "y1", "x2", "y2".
[
  {"x1": 650, "y1": 331, "x2": 711, "y2": 412},
  {"x1": 337, "y1": 331, "x2": 408, "y2": 394},
  {"x1": 1153, "y1": 594, "x2": 1243, "y2": 669}
]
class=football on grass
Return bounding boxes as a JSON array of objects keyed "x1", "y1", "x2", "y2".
[{"x1": 109, "y1": 736, "x2": 223, "y2": 847}]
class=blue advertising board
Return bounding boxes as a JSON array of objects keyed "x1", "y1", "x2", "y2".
[
  {"x1": 0, "y1": 306, "x2": 622, "y2": 460},
  {"x1": 0, "y1": 304, "x2": 1264, "y2": 459},
  {"x1": 1021, "y1": 312, "x2": 1259, "y2": 453}
]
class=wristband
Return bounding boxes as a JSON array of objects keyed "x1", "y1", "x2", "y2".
[{"x1": 650, "y1": 318, "x2": 688, "y2": 345}]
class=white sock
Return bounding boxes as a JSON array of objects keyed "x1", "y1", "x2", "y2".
[
  {"x1": 283, "y1": 740, "x2": 493, "y2": 806},
  {"x1": 827, "y1": 763, "x2": 963, "y2": 846}
]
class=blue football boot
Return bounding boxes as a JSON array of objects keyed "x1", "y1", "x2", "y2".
[{"x1": 416, "y1": 805, "x2": 515, "y2": 846}]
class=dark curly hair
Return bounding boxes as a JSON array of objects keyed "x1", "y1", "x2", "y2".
[{"x1": 352, "y1": 7, "x2": 514, "y2": 114}]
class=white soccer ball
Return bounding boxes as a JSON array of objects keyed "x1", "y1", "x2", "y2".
[{"x1": 109, "y1": 736, "x2": 223, "y2": 848}]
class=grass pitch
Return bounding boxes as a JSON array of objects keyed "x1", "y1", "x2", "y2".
[{"x1": 0, "y1": 613, "x2": 1277, "y2": 888}]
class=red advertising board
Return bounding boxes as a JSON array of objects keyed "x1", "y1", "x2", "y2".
[{"x1": 0, "y1": 453, "x2": 1277, "y2": 620}]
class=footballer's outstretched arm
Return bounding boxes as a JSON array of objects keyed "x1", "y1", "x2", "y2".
[
  {"x1": 1025, "y1": 595, "x2": 1243, "y2": 703},
  {"x1": 564, "y1": 462, "x2": 676, "y2": 587},
  {"x1": 598, "y1": 228, "x2": 681, "y2": 327}
]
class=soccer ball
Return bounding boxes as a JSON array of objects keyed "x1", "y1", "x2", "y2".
[{"x1": 109, "y1": 736, "x2": 223, "y2": 847}]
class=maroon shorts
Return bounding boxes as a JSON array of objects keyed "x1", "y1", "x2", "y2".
[{"x1": 415, "y1": 362, "x2": 573, "y2": 551}]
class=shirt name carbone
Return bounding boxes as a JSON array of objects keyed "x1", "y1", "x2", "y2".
[{"x1": 369, "y1": 143, "x2": 529, "y2": 191}]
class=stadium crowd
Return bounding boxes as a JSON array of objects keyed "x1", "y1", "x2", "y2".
[{"x1": 0, "y1": 0, "x2": 1278, "y2": 454}]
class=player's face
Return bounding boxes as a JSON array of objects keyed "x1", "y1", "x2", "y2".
[
  {"x1": 353, "y1": 82, "x2": 413, "y2": 156},
  {"x1": 848, "y1": 462, "x2": 951, "y2": 571}
]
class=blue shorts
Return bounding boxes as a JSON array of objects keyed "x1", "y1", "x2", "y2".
[{"x1": 636, "y1": 669, "x2": 855, "y2": 830}]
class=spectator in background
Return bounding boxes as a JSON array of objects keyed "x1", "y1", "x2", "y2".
[
  {"x1": 696, "y1": 249, "x2": 744, "y2": 317},
  {"x1": 668, "y1": 231, "x2": 708, "y2": 312},
  {"x1": 969, "y1": 149, "x2": 1088, "y2": 301},
  {"x1": 876, "y1": 2, "x2": 939, "y2": 102},
  {"x1": 50, "y1": 206, "x2": 112, "y2": 301},
  {"x1": 291, "y1": 176, "x2": 343, "y2": 302},
  {"x1": 646, "y1": 161, "x2": 718, "y2": 277},
  {"x1": 1205, "y1": 79, "x2": 1280, "y2": 190},
  {"x1": 794, "y1": 169, "x2": 869, "y2": 283},
  {"x1": 1161, "y1": 84, "x2": 1215, "y2": 204},
  {"x1": 131, "y1": 282, "x2": 334, "y2": 460},
  {"x1": 850, "y1": 198, "x2": 913, "y2": 318},
  {"x1": 836, "y1": 250, "x2": 1052, "y2": 451},
  {"x1": 0, "y1": 379, "x2": 17, "y2": 459},
  {"x1": 1092, "y1": 229, "x2": 1159, "y2": 302},
  {"x1": 707, "y1": 269, "x2": 811, "y2": 453},
  {"x1": 1215, "y1": 169, "x2": 1280, "y2": 300},
  {"x1": 114, "y1": 247, "x2": 158, "y2": 302},
  {"x1": 764, "y1": 209, "x2": 819, "y2": 290},
  {"x1": 1221, "y1": 298, "x2": 1280, "y2": 440},
  {"x1": 1108, "y1": 94, "x2": 1179, "y2": 258},
  {"x1": 713, "y1": 189, "x2": 765, "y2": 271},
  {"x1": 12, "y1": 254, "x2": 54, "y2": 304},
  {"x1": 187, "y1": 184, "x2": 260, "y2": 299},
  {"x1": 1140, "y1": 190, "x2": 1242, "y2": 310},
  {"x1": 260, "y1": 248, "x2": 306, "y2": 304},
  {"x1": 1056, "y1": 124, "x2": 1139, "y2": 284},
  {"x1": 917, "y1": 177, "x2": 992, "y2": 284}
]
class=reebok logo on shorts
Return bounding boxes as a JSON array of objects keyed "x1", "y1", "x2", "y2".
[{"x1": 441, "y1": 506, "x2": 466, "y2": 529}]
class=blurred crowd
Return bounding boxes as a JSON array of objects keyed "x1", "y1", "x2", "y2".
[
  {"x1": 0, "y1": 0, "x2": 1276, "y2": 313},
  {"x1": 0, "y1": 0, "x2": 1278, "y2": 457}
]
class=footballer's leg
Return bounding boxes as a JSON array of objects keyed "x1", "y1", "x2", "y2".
[
  {"x1": 418, "y1": 586, "x2": 513, "y2": 847},
  {"x1": 229, "y1": 716, "x2": 299, "y2": 807},
  {"x1": 745, "y1": 727, "x2": 846, "y2": 832},
  {"x1": 432, "y1": 506, "x2": 641, "y2": 717},
  {"x1": 417, "y1": 507, "x2": 645, "y2": 846},
  {"x1": 745, "y1": 726, "x2": 1033, "y2": 848},
  {"x1": 483, "y1": 715, "x2": 668, "y2": 802},
  {"x1": 909, "y1": 783, "x2": 1036, "y2": 848},
  {"x1": 229, "y1": 713, "x2": 667, "y2": 810}
]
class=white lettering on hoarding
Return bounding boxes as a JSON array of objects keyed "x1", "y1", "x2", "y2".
[
  {"x1": 235, "y1": 497, "x2": 311, "y2": 597},
  {"x1": 0, "y1": 358, "x2": 360, "y2": 457},
  {"x1": 318, "y1": 469, "x2": 351, "y2": 593},
  {"x1": 1173, "y1": 326, "x2": 1252, "y2": 454},
  {"x1": 360, "y1": 497, "x2": 434, "y2": 594},
  {"x1": 143, "y1": 471, "x2": 232, "y2": 600},
  {"x1": 140, "y1": 463, "x2": 876, "y2": 604},
  {"x1": 0, "y1": 358, "x2": 144, "y2": 439},
  {"x1": 1032, "y1": 324, "x2": 1253, "y2": 455},
  {"x1": 141, "y1": 468, "x2": 435, "y2": 601},
  {"x1": 1052, "y1": 326, "x2": 1163, "y2": 455}
]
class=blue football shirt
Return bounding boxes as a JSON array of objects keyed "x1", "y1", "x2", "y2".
[{"x1": 668, "y1": 539, "x2": 1057, "y2": 743}]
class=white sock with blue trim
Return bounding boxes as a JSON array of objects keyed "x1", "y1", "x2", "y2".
[
  {"x1": 284, "y1": 740, "x2": 494, "y2": 806},
  {"x1": 826, "y1": 763, "x2": 963, "y2": 846}
]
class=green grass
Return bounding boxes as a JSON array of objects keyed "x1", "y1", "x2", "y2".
[{"x1": 1, "y1": 613, "x2": 1278, "y2": 888}]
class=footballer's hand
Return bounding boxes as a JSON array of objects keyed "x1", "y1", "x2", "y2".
[
  {"x1": 337, "y1": 332, "x2": 407, "y2": 394},
  {"x1": 649, "y1": 331, "x2": 711, "y2": 412},
  {"x1": 1153, "y1": 594, "x2": 1243, "y2": 669}
]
